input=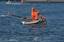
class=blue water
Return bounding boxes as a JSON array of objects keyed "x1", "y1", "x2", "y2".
[{"x1": 0, "y1": 2, "x2": 64, "y2": 42}]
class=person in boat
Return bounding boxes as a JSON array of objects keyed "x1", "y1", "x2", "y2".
[
  {"x1": 31, "y1": 7, "x2": 46, "y2": 22},
  {"x1": 31, "y1": 8, "x2": 40, "y2": 21}
]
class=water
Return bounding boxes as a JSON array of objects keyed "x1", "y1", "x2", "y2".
[{"x1": 0, "y1": 2, "x2": 64, "y2": 42}]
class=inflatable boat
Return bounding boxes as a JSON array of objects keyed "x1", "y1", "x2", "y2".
[{"x1": 21, "y1": 16, "x2": 45, "y2": 25}]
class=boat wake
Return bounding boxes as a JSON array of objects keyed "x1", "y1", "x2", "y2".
[
  {"x1": 0, "y1": 15, "x2": 9, "y2": 17},
  {"x1": 5, "y1": 1, "x2": 22, "y2": 5}
]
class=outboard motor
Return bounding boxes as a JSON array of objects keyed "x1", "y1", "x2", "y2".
[{"x1": 42, "y1": 16, "x2": 46, "y2": 22}]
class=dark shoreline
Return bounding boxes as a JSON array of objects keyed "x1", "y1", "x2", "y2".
[
  {"x1": 25, "y1": 1, "x2": 64, "y2": 3},
  {"x1": 0, "y1": 1, "x2": 64, "y2": 3},
  {"x1": 25, "y1": 0, "x2": 64, "y2": 3}
]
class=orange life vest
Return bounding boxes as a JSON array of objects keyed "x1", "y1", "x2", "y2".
[{"x1": 31, "y1": 8, "x2": 39, "y2": 21}]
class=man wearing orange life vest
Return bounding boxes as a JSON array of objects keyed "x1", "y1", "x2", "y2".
[{"x1": 31, "y1": 8, "x2": 40, "y2": 21}]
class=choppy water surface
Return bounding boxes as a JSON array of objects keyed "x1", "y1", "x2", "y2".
[{"x1": 0, "y1": 2, "x2": 64, "y2": 42}]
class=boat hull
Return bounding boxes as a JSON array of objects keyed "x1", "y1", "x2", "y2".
[{"x1": 21, "y1": 17, "x2": 43, "y2": 25}]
